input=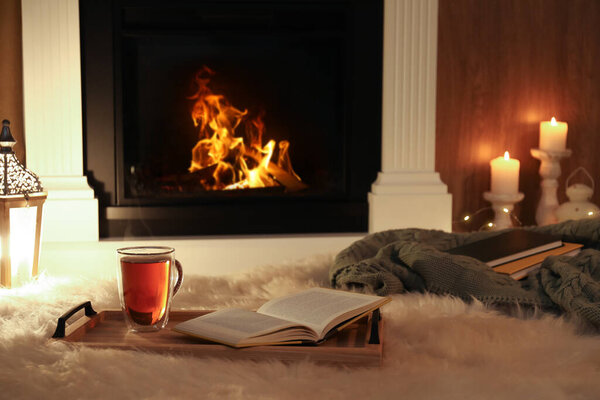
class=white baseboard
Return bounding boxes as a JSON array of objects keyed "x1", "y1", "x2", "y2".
[{"x1": 40, "y1": 233, "x2": 365, "y2": 279}]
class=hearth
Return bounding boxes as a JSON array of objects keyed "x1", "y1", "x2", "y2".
[{"x1": 81, "y1": 0, "x2": 382, "y2": 237}]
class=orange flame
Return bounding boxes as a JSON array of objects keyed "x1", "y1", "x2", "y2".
[{"x1": 188, "y1": 67, "x2": 303, "y2": 191}]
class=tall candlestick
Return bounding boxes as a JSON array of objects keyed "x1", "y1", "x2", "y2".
[
  {"x1": 490, "y1": 151, "x2": 520, "y2": 194},
  {"x1": 539, "y1": 117, "x2": 568, "y2": 151},
  {"x1": 530, "y1": 148, "x2": 572, "y2": 226}
]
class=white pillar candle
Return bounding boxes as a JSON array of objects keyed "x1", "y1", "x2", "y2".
[
  {"x1": 490, "y1": 151, "x2": 520, "y2": 194},
  {"x1": 539, "y1": 117, "x2": 568, "y2": 151}
]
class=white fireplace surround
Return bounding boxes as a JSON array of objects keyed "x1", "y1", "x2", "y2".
[{"x1": 20, "y1": 0, "x2": 451, "y2": 277}]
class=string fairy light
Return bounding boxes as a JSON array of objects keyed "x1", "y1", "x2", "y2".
[{"x1": 453, "y1": 206, "x2": 522, "y2": 232}]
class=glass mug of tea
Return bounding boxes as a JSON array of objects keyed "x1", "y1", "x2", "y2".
[{"x1": 117, "y1": 246, "x2": 184, "y2": 332}]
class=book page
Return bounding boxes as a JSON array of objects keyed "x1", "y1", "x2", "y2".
[
  {"x1": 257, "y1": 288, "x2": 386, "y2": 338},
  {"x1": 173, "y1": 308, "x2": 315, "y2": 346}
]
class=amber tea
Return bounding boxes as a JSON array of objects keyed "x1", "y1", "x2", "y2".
[
  {"x1": 117, "y1": 247, "x2": 183, "y2": 332},
  {"x1": 120, "y1": 256, "x2": 171, "y2": 325}
]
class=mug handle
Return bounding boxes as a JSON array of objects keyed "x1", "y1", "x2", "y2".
[{"x1": 173, "y1": 259, "x2": 184, "y2": 296}]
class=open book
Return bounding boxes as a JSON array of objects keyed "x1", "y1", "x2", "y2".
[{"x1": 173, "y1": 288, "x2": 391, "y2": 348}]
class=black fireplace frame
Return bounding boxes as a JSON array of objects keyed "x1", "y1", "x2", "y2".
[{"x1": 80, "y1": 0, "x2": 382, "y2": 237}]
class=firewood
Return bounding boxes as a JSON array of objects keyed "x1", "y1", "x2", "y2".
[
  {"x1": 243, "y1": 147, "x2": 308, "y2": 192},
  {"x1": 266, "y1": 162, "x2": 308, "y2": 192}
]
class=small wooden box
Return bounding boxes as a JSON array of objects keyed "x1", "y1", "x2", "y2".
[{"x1": 52, "y1": 303, "x2": 383, "y2": 367}]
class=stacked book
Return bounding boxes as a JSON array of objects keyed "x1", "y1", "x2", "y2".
[{"x1": 447, "y1": 230, "x2": 583, "y2": 280}]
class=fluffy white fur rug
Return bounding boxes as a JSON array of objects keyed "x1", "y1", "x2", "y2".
[{"x1": 2, "y1": 254, "x2": 600, "y2": 400}]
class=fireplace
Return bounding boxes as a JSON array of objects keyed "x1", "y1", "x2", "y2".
[{"x1": 81, "y1": 0, "x2": 383, "y2": 237}]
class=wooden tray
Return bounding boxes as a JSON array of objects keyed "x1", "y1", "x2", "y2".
[{"x1": 51, "y1": 302, "x2": 383, "y2": 367}]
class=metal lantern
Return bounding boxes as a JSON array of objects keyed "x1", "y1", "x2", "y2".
[{"x1": 0, "y1": 120, "x2": 46, "y2": 288}]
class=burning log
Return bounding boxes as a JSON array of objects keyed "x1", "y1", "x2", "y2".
[
  {"x1": 243, "y1": 147, "x2": 307, "y2": 192},
  {"x1": 266, "y1": 162, "x2": 308, "y2": 192},
  {"x1": 153, "y1": 164, "x2": 219, "y2": 193}
]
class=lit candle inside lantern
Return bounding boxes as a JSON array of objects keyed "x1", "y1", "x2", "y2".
[
  {"x1": 539, "y1": 117, "x2": 568, "y2": 151},
  {"x1": 490, "y1": 151, "x2": 520, "y2": 194}
]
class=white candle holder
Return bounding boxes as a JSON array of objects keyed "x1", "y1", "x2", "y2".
[
  {"x1": 530, "y1": 148, "x2": 572, "y2": 226},
  {"x1": 483, "y1": 191, "x2": 524, "y2": 230}
]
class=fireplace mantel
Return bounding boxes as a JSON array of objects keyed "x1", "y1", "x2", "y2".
[
  {"x1": 369, "y1": 0, "x2": 451, "y2": 231},
  {"x1": 20, "y1": 0, "x2": 450, "y2": 274},
  {"x1": 21, "y1": 0, "x2": 98, "y2": 242}
]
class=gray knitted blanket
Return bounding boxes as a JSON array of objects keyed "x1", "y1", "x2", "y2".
[{"x1": 330, "y1": 219, "x2": 600, "y2": 328}]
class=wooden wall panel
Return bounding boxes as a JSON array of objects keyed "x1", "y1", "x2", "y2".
[
  {"x1": 0, "y1": 0, "x2": 25, "y2": 162},
  {"x1": 436, "y1": 0, "x2": 600, "y2": 228}
]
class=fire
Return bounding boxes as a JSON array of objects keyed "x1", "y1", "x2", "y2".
[{"x1": 188, "y1": 67, "x2": 305, "y2": 191}]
